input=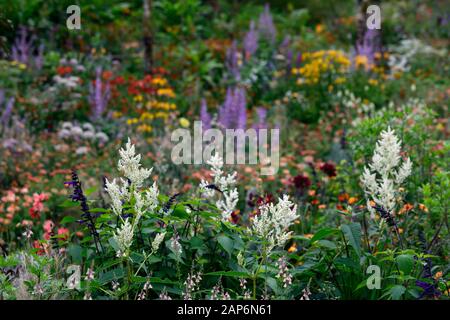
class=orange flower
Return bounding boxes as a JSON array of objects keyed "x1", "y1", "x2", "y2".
[
  {"x1": 348, "y1": 197, "x2": 358, "y2": 205},
  {"x1": 398, "y1": 203, "x2": 414, "y2": 215},
  {"x1": 318, "y1": 204, "x2": 327, "y2": 210},
  {"x1": 288, "y1": 243, "x2": 297, "y2": 253},
  {"x1": 338, "y1": 193, "x2": 349, "y2": 202},
  {"x1": 418, "y1": 203, "x2": 429, "y2": 213}
]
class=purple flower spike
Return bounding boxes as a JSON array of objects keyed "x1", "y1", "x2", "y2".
[
  {"x1": 356, "y1": 28, "x2": 380, "y2": 65},
  {"x1": 200, "y1": 98, "x2": 212, "y2": 130},
  {"x1": 225, "y1": 41, "x2": 241, "y2": 81},
  {"x1": 0, "y1": 96, "x2": 15, "y2": 127},
  {"x1": 244, "y1": 20, "x2": 259, "y2": 59},
  {"x1": 258, "y1": 4, "x2": 277, "y2": 44},
  {"x1": 89, "y1": 67, "x2": 110, "y2": 121},
  {"x1": 218, "y1": 86, "x2": 247, "y2": 130}
]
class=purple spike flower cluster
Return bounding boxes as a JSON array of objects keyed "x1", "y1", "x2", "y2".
[
  {"x1": 258, "y1": 4, "x2": 277, "y2": 44},
  {"x1": 244, "y1": 21, "x2": 259, "y2": 59},
  {"x1": 225, "y1": 41, "x2": 241, "y2": 81},
  {"x1": 218, "y1": 87, "x2": 247, "y2": 130},
  {"x1": 11, "y1": 26, "x2": 44, "y2": 70},
  {"x1": 200, "y1": 98, "x2": 212, "y2": 130},
  {"x1": 252, "y1": 107, "x2": 267, "y2": 133},
  {"x1": 356, "y1": 28, "x2": 380, "y2": 65},
  {"x1": 89, "y1": 67, "x2": 111, "y2": 121},
  {"x1": 0, "y1": 89, "x2": 15, "y2": 127}
]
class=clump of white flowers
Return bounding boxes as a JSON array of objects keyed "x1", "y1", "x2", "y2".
[
  {"x1": 118, "y1": 138, "x2": 153, "y2": 189},
  {"x1": 200, "y1": 153, "x2": 239, "y2": 221},
  {"x1": 361, "y1": 127, "x2": 412, "y2": 217},
  {"x1": 114, "y1": 218, "x2": 134, "y2": 258},
  {"x1": 251, "y1": 195, "x2": 299, "y2": 252},
  {"x1": 106, "y1": 138, "x2": 160, "y2": 258}
]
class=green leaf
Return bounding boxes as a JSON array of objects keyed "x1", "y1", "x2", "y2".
[
  {"x1": 59, "y1": 200, "x2": 79, "y2": 208},
  {"x1": 341, "y1": 223, "x2": 362, "y2": 257},
  {"x1": 60, "y1": 216, "x2": 77, "y2": 225},
  {"x1": 396, "y1": 254, "x2": 414, "y2": 275},
  {"x1": 205, "y1": 271, "x2": 249, "y2": 278},
  {"x1": 390, "y1": 285, "x2": 406, "y2": 300},
  {"x1": 217, "y1": 235, "x2": 234, "y2": 256},
  {"x1": 310, "y1": 228, "x2": 338, "y2": 243}
]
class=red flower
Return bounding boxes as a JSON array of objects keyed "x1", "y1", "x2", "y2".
[
  {"x1": 293, "y1": 174, "x2": 311, "y2": 190},
  {"x1": 320, "y1": 162, "x2": 337, "y2": 178},
  {"x1": 56, "y1": 65, "x2": 73, "y2": 76},
  {"x1": 33, "y1": 240, "x2": 45, "y2": 255}
]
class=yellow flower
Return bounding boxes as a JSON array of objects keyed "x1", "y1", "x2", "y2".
[
  {"x1": 179, "y1": 117, "x2": 190, "y2": 128},
  {"x1": 368, "y1": 78, "x2": 379, "y2": 86},
  {"x1": 355, "y1": 55, "x2": 369, "y2": 69},
  {"x1": 134, "y1": 95, "x2": 143, "y2": 102},
  {"x1": 112, "y1": 111, "x2": 123, "y2": 118},
  {"x1": 18, "y1": 63, "x2": 27, "y2": 70}
]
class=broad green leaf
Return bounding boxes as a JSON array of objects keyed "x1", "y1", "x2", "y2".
[
  {"x1": 310, "y1": 228, "x2": 338, "y2": 243},
  {"x1": 60, "y1": 216, "x2": 77, "y2": 225},
  {"x1": 341, "y1": 223, "x2": 362, "y2": 257},
  {"x1": 390, "y1": 285, "x2": 406, "y2": 300},
  {"x1": 217, "y1": 235, "x2": 234, "y2": 256},
  {"x1": 396, "y1": 254, "x2": 414, "y2": 275}
]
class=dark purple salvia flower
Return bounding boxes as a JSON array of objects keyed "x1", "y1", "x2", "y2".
[
  {"x1": 64, "y1": 169, "x2": 102, "y2": 253},
  {"x1": 89, "y1": 67, "x2": 110, "y2": 121},
  {"x1": 258, "y1": 4, "x2": 277, "y2": 44},
  {"x1": 200, "y1": 98, "x2": 212, "y2": 130},
  {"x1": 356, "y1": 28, "x2": 380, "y2": 65},
  {"x1": 225, "y1": 41, "x2": 241, "y2": 81},
  {"x1": 0, "y1": 96, "x2": 14, "y2": 127},
  {"x1": 243, "y1": 20, "x2": 259, "y2": 59}
]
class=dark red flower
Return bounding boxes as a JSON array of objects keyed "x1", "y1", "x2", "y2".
[
  {"x1": 293, "y1": 174, "x2": 311, "y2": 190},
  {"x1": 320, "y1": 162, "x2": 337, "y2": 178}
]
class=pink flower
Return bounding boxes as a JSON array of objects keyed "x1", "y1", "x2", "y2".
[
  {"x1": 43, "y1": 220, "x2": 54, "y2": 233},
  {"x1": 57, "y1": 228, "x2": 70, "y2": 241},
  {"x1": 29, "y1": 193, "x2": 49, "y2": 219}
]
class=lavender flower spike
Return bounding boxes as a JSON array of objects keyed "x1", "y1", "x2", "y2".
[
  {"x1": 200, "y1": 98, "x2": 212, "y2": 130},
  {"x1": 225, "y1": 41, "x2": 241, "y2": 81},
  {"x1": 258, "y1": 4, "x2": 277, "y2": 44},
  {"x1": 0, "y1": 96, "x2": 14, "y2": 127},
  {"x1": 244, "y1": 20, "x2": 259, "y2": 59},
  {"x1": 89, "y1": 67, "x2": 110, "y2": 121}
]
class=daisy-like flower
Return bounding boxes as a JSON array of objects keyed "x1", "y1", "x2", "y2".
[{"x1": 360, "y1": 127, "x2": 412, "y2": 217}]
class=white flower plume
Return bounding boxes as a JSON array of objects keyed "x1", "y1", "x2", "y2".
[
  {"x1": 251, "y1": 195, "x2": 299, "y2": 252},
  {"x1": 200, "y1": 153, "x2": 239, "y2": 221},
  {"x1": 361, "y1": 127, "x2": 412, "y2": 215},
  {"x1": 118, "y1": 138, "x2": 153, "y2": 188}
]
